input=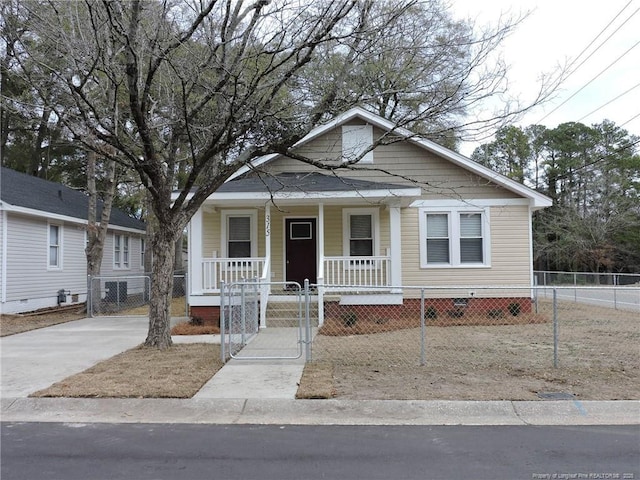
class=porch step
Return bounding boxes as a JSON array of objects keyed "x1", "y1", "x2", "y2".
[{"x1": 265, "y1": 301, "x2": 319, "y2": 328}]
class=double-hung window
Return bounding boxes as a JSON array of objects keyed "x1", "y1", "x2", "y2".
[
  {"x1": 419, "y1": 208, "x2": 490, "y2": 268},
  {"x1": 48, "y1": 224, "x2": 61, "y2": 269},
  {"x1": 425, "y1": 213, "x2": 450, "y2": 264},
  {"x1": 343, "y1": 208, "x2": 379, "y2": 260},
  {"x1": 459, "y1": 213, "x2": 483, "y2": 263},
  {"x1": 228, "y1": 216, "x2": 251, "y2": 258},
  {"x1": 222, "y1": 210, "x2": 257, "y2": 258},
  {"x1": 114, "y1": 234, "x2": 130, "y2": 269}
]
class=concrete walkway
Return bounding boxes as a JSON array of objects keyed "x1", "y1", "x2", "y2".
[
  {"x1": 1, "y1": 317, "x2": 638, "y2": 425},
  {"x1": 195, "y1": 328, "x2": 306, "y2": 400}
]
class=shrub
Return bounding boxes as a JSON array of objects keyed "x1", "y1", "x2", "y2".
[
  {"x1": 488, "y1": 309, "x2": 504, "y2": 319},
  {"x1": 342, "y1": 311, "x2": 358, "y2": 327},
  {"x1": 424, "y1": 306, "x2": 438, "y2": 320},
  {"x1": 189, "y1": 316, "x2": 204, "y2": 326},
  {"x1": 447, "y1": 309, "x2": 464, "y2": 318},
  {"x1": 508, "y1": 303, "x2": 521, "y2": 316}
]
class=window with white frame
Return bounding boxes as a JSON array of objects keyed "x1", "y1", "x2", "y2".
[
  {"x1": 342, "y1": 125, "x2": 373, "y2": 164},
  {"x1": 419, "y1": 208, "x2": 490, "y2": 268},
  {"x1": 48, "y1": 224, "x2": 61, "y2": 268},
  {"x1": 114, "y1": 234, "x2": 130, "y2": 268},
  {"x1": 222, "y1": 210, "x2": 257, "y2": 258},
  {"x1": 343, "y1": 208, "x2": 379, "y2": 257},
  {"x1": 140, "y1": 238, "x2": 145, "y2": 269},
  {"x1": 425, "y1": 213, "x2": 450, "y2": 264}
]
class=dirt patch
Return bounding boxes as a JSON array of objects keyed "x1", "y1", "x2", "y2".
[
  {"x1": 31, "y1": 343, "x2": 223, "y2": 398},
  {"x1": 300, "y1": 300, "x2": 639, "y2": 401},
  {"x1": 0, "y1": 306, "x2": 87, "y2": 337}
]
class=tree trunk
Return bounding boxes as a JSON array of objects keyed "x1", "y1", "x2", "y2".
[
  {"x1": 145, "y1": 228, "x2": 176, "y2": 349},
  {"x1": 86, "y1": 151, "x2": 116, "y2": 314}
]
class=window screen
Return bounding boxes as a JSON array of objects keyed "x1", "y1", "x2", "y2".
[
  {"x1": 49, "y1": 225, "x2": 60, "y2": 267},
  {"x1": 460, "y1": 213, "x2": 483, "y2": 263},
  {"x1": 228, "y1": 216, "x2": 251, "y2": 258},
  {"x1": 426, "y1": 214, "x2": 450, "y2": 263},
  {"x1": 349, "y1": 214, "x2": 373, "y2": 256}
]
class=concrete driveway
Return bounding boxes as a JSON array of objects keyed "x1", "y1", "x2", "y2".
[{"x1": 1, "y1": 317, "x2": 149, "y2": 398}]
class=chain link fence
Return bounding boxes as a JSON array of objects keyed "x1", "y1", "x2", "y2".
[
  {"x1": 88, "y1": 274, "x2": 187, "y2": 318},
  {"x1": 535, "y1": 270, "x2": 640, "y2": 286},
  {"x1": 308, "y1": 285, "x2": 639, "y2": 399}
]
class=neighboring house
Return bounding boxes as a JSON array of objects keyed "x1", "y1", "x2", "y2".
[
  {"x1": 0, "y1": 167, "x2": 146, "y2": 314},
  {"x1": 183, "y1": 107, "x2": 552, "y2": 325}
]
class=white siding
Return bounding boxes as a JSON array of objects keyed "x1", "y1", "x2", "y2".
[
  {"x1": 3, "y1": 213, "x2": 87, "y2": 312},
  {"x1": 1, "y1": 212, "x2": 145, "y2": 314}
]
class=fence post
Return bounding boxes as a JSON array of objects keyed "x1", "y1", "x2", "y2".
[
  {"x1": 553, "y1": 287, "x2": 558, "y2": 368},
  {"x1": 220, "y1": 280, "x2": 226, "y2": 362},
  {"x1": 304, "y1": 279, "x2": 312, "y2": 362},
  {"x1": 420, "y1": 288, "x2": 426, "y2": 366},
  {"x1": 240, "y1": 281, "x2": 246, "y2": 344}
]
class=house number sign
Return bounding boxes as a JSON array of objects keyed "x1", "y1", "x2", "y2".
[{"x1": 265, "y1": 214, "x2": 271, "y2": 236}]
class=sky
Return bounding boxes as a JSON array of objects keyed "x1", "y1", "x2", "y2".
[{"x1": 449, "y1": 0, "x2": 640, "y2": 155}]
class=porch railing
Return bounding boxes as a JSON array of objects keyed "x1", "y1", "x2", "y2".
[
  {"x1": 323, "y1": 255, "x2": 391, "y2": 290},
  {"x1": 202, "y1": 257, "x2": 267, "y2": 292}
]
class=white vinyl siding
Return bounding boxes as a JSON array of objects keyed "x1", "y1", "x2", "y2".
[{"x1": 5, "y1": 214, "x2": 85, "y2": 305}]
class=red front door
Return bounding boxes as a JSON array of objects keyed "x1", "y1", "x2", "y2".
[{"x1": 285, "y1": 218, "x2": 317, "y2": 286}]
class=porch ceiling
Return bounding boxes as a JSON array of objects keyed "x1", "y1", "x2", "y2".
[{"x1": 201, "y1": 172, "x2": 421, "y2": 207}]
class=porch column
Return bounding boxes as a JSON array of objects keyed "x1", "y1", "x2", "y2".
[
  {"x1": 317, "y1": 203, "x2": 325, "y2": 326},
  {"x1": 265, "y1": 203, "x2": 271, "y2": 265},
  {"x1": 189, "y1": 208, "x2": 204, "y2": 295},
  {"x1": 389, "y1": 205, "x2": 402, "y2": 292},
  {"x1": 317, "y1": 203, "x2": 325, "y2": 262}
]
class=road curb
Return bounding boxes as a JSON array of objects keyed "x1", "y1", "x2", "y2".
[{"x1": 2, "y1": 398, "x2": 638, "y2": 426}]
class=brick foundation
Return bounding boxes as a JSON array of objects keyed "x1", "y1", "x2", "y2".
[
  {"x1": 190, "y1": 297, "x2": 533, "y2": 327},
  {"x1": 324, "y1": 297, "x2": 532, "y2": 322},
  {"x1": 189, "y1": 306, "x2": 221, "y2": 327}
]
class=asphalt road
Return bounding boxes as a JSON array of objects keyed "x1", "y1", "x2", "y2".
[{"x1": 2, "y1": 423, "x2": 639, "y2": 480}]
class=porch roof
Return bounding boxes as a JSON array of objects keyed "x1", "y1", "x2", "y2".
[{"x1": 202, "y1": 172, "x2": 421, "y2": 206}]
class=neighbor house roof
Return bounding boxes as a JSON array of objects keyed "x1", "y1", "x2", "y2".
[
  {"x1": 0, "y1": 167, "x2": 146, "y2": 232},
  {"x1": 231, "y1": 106, "x2": 553, "y2": 209}
]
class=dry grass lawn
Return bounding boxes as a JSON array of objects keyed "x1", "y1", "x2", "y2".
[
  {"x1": 296, "y1": 363, "x2": 336, "y2": 399},
  {"x1": 300, "y1": 300, "x2": 640, "y2": 401},
  {"x1": 31, "y1": 343, "x2": 223, "y2": 398}
]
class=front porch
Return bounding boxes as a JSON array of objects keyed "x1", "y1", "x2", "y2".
[{"x1": 186, "y1": 173, "x2": 420, "y2": 326}]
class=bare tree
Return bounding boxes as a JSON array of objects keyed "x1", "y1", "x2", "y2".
[
  {"x1": 7, "y1": 0, "x2": 558, "y2": 348},
  {"x1": 85, "y1": 149, "x2": 118, "y2": 301}
]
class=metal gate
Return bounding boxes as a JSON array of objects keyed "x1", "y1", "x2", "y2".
[{"x1": 221, "y1": 280, "x2": 310, "y2": 361}]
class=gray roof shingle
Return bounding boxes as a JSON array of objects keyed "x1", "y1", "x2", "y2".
[
  {"x1": 1, "y1": 167, "x2": 145, "y2": 231},
  {"x1": 218, "y1": 172, "x2": 412, "y2": 194}
]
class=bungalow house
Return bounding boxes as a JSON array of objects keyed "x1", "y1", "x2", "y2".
[
  {"x1": 0, "y1": 167, "x2": 146, "y2": 314},
  {"x1": 184, "y1": 107, "x2": 552, "y2": 326}
]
